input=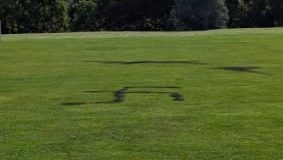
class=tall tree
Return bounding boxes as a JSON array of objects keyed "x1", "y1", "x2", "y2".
[
  {"x1": 69, "y1": 0, "x2": 98, "y2": 31},
  {"x1": 240, "y1": 0, "x2": 273, "y2": 27},
  {"x1": 171, "y1": 0, "x2": 229, "y2": 30},
  {"x1": 0, "y1": 0, "x2": 68, "y2": 33},
  {"x1": 270, "y1": 0, "x2": 283, "y2": 26},
  {"x1": 95, "y1": 0, "x2": 174, "y2": 30},
  {"x1": 0, "y1": 0, "x2": 24, "y2": 33},
  {"x1": 225, "y1": 0, "x2": 241, "y2": 27},
  {"x1": 22, "y1": 0, "x2": 68, "y2": 32}
]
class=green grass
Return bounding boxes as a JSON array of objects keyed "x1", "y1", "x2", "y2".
[{"x1": 0, "y1": 28, "x2": 282, "y2": 160}]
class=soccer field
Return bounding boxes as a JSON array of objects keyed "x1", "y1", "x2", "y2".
[{"x1": 0, "y1": 29, "x2": 282, "y2": 159}]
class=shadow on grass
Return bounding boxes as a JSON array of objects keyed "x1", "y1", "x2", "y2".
[
  {"x1": 62, "y1": 102, "x2": 87, "y2": 106},
  {"x1": 91, "y1": 86, "x2": 184, "y2": 104},
  {"x1": 212, "y1": 66, "x2": 270, "y2": 75},
  {"x1": 83, "y1": 60, "x2": 206, "y2": 65},
  {"x1": 62, "y1": 86, "x2": 184, "y2": 106}
]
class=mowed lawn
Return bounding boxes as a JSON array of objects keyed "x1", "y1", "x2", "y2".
[{"x1": 0, "y1": 29, "x2": 282, "y2": 160}]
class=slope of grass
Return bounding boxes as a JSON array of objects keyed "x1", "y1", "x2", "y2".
[{"x1": 0, "y1": 29, "x2": 282, "y2": 159}]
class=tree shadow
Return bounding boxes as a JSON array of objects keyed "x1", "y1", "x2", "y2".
[
  {"x1": 83, "y1": 60, "x2": 206, "y2": 65},
  {"x1": 90, "y1": 86, "x2": 184, "y2": 104},
  {"x1": 62, "y1": 102, "x2": 87, "y2": 106},
  {"x1": 62, "y1": 86, "x2": 185, "y2": 106},
  {"x1": 212, "y1": 66, "x2": 270, "y2": 75}
]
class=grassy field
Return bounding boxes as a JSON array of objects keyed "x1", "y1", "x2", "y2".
[{"x1": 0, "y1": 29, "x2": 282, "y2": 160}]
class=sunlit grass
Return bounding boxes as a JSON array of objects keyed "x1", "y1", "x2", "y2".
[{"x1": 0, "y1": 28, "x2": 282, "y2": 159}]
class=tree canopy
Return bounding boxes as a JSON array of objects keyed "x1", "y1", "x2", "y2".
[
  {"x1": 0, "y1": 0, "x2": 68, "y2": 33},
  {"x1": 0, "y1": 0, "x2": 283, "y2": 33},
  {"x1": 171, "y1": 0, "x2": 228, "y2": 30}
]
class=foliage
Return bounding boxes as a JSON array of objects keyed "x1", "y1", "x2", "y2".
[
  {"x1": 1, "y1": 0, "x2": 283, "y2": 33},
  {"x1": 0, "y1": 0, "x2": 68, "y2": 33},
  {"x1": 235, "y1": 0, "x2": 283, "y2": 27},
  {"x1": 271, "y1": 0, "x2": 283, "y2": 26},
  {"x1": 171, "y1": 0, "x2": 229, "y2": 30},
  {"x1": 240, "y1": 0, "x2": 273, "y2": 27},
  {"x1": 95, "y1": 0, "x2": 173, "y2": 30},
  {"x1": 69, "y1": 0, "x2": 98, "y2": 31},
  {"x1": 225, "y1": 0, "x2": 241, "y2": 27}
]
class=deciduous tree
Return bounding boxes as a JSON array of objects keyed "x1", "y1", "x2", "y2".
[{"x1": 171, "y1": 0, "x2": 229, "y2": 30}]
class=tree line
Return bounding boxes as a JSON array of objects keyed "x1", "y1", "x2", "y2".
[{"x1": 0, "y1": 0, "x2": 283, "y2": 33}]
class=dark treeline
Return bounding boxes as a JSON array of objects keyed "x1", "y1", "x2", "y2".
[{"x1": 0, "y1": 0, "x2": 283, "y2": 33}]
